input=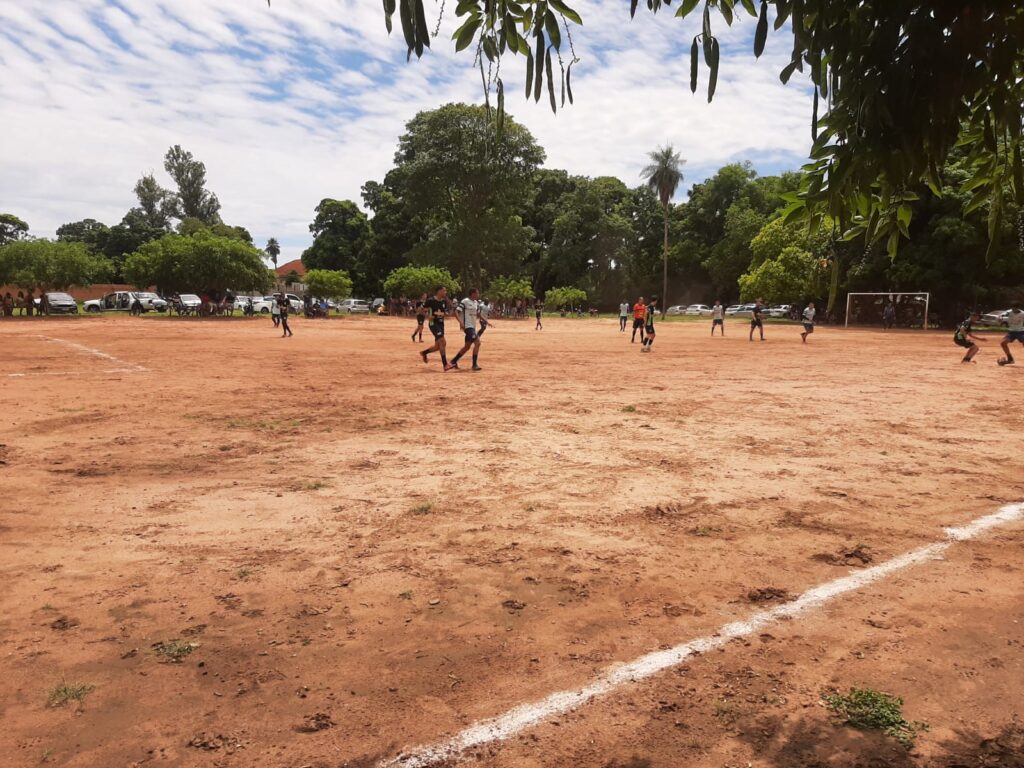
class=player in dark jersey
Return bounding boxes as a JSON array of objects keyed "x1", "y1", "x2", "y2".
[
  {"x1": 749, "y1": 299, "x2": 765, "y2": 341},
  {"x1": 419, "y1": 286, "x2": 453, "y2": 370},
  {"x1": 641, "y1": 296, "x2": 658, "y2": 352},
  {"x1": 411, "y1": 292, "x2": 427, "y2": 343},
  {"x1": 954, "y1": 312, "x2": 983, "y2": 363}
]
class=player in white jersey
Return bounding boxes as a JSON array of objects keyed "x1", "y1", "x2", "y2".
[
  {"x1": 450, "y1": 288, "x2": 484, "y2": 371},
  {"x1": 800, "y1": 302, "x2": 816, "y2": 343},
  {"x1": 711, "y1": 300, "x2": 725, "y2": 336},
  {"x1": 618, "y1": 301, "x2": 629, "y2": 332},
  {"x1": 998, "y1": 305, "x2": 1024, "y2": 366}
]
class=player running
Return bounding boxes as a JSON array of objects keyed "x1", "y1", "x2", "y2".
[
  {"x1": 711, "y1": 300, "x2": 725, "y2": 336},
  {"x1": 997, "y1": 305, "x2": 1023, "y2": 366},
  {"x1": 641, "y1": 296, "x2": 658, "y2": 352},
  {"x1": 411, "y1": 292, "x2": 427, "y2": 343},
  {"x1": 748, "y1": 298, "x2": 766, "y2": 341},
  {"x1": 478, "y1": 297, "x2": 492, "y2": 338},
  {"x1": 419, "y1": 286, "x2": 452, "y2": 370},
  {"x1": 954, "y1": 311, "x2": 984, "y2": 363},
  {"x1": 619, "y1": 301, "x2": 629, "y2": 332},
  {"x1": 800, "y1": 302, "x2": 816, "y2": 343},
  {"x1": 449, "y1": 288, "x2": 485, "y2": 371},
  {"x1": 534, "y1": 302, "x2": 543, "y2": 331},
  {"x1": 631, "y1": 297, "x2": 646, "y2": 343}
]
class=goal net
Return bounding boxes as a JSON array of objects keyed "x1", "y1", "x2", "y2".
[{"x1": 845, "y1": 292, "x2": 930, "y2": 329}]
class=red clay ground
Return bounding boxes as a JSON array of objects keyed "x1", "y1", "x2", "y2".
[{"x1": 0, "y1": 315, "x2": 1021, "y2": 768}]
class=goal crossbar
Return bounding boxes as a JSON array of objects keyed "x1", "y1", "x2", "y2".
[{"x1": 845, "y1": 292, "x2": 930, "y2": 329}]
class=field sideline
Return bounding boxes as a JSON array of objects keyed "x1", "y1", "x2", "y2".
[{"x1": 1, "y1": 315, "x2": 1021, "y2": 768}]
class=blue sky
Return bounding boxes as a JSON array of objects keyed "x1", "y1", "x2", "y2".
[{"x1": 0, "y1": 1, "x2": 814, "y2": 262}]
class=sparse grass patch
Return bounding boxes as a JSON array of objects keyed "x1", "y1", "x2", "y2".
[
  {"x1": 235, "y1": 567, "x2": 253, "y2": 580},
  {"x1": 713, "y1": 698, "x2": 740, "y2": 723},
  {"x1": 823, "y1": 687, "x2": 926, "y2": 748},
  {"x1": 621, "y1": 405, "x2": 637, "y2": 413},
  {"x1": 301, "y1": 480, "x2": 328, "y2": 491},
  {"x1": 152, "y1": 639, "x2": 198, "y2": 663},
  {"x1": 691, "y1": 525, "x2": 723, "y2": 537},
  {"x1": 47, "y1": 679, "x2": 93, "y2": 707},
  {"x1": 411, "y1": 502, "x2": 433, "y2": 515}
]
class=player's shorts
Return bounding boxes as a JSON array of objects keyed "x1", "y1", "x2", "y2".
[
  {"x1": 645, "y1": 325, "x2": 655, "y2": 336},
  {"x1": 712, "y1": 318, "x2": 724, "y2": 326},
  {"x1": 416, "y1": 314, "x2": 425, "y2": 326},
  {"x1": 464, "y1": 327, "x2": 478, "y2": 343},
  {"x1": 1004, "y1": 330, "x2": 1024, "y2": 343},
  {"x1": 803, "y1": 323, "x2": 814, "y2": 332},
  {"x1": 429, "y1": 322, "x2": 444, "y2": 339},
  {"x1": 954, "y1": 337, "x2": 972, "y2": 349},
  {"x1": 750, "y1": 318, "x2": 763, "y2": 328},
  {"x1": 633, "y1": 318, "x2": 644, "y2": 329}
]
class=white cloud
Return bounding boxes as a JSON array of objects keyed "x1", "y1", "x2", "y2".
[{"x1": 0, "y1": 0, "x2": 814, "y2": 261}]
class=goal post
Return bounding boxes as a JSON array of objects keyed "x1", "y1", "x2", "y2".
[{"x1": 845, "y1": 292, "x2": 930, "y2": 329}]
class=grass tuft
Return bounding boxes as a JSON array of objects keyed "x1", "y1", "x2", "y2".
[
  {"x1": 47, "y1": 679, "x2": 93, "y2": 707},
  {"x1": 823, "y1": 687, "x2": 926, "y2": 748},
  {"x1": 152, "y1": 639, "x2": 198, "y2": 663}
]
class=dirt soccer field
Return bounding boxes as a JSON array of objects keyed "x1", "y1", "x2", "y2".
[{"x1": 1, "y1": 315, "x2": 1022, "y2": 768}]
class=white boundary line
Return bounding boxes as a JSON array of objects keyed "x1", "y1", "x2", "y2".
[
  {"x1": 4, "y1": 336, "x2": 149, "y2": 377},
  {"x1": 384, "y1": 503, "x2": 1024, "y2": 767}
]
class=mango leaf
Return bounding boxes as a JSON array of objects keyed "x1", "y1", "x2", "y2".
[
  {"x1": 548, "y1": 0, "x2": 581, "y2": 25},
  {"x1": 779, "y1": 58, "x2": 799, "y2": 84},
  {"x1": 753, "y1": 0, "x2": 768, "y2": 57},
  {"x1": 534, "y1": 34, "x2": 545, "y2": 102},
  {"x1": 675, "y1": 0, "x2": 701, "y2": 18},
  {"x1": 525, "y1": 47, "x2": 534, "y2": 98},
  {"x1": 546, "y1": 49, "x2": 557, "y2": 113},
  {"x1": 544, "y1": 10, "x2": 561, "y2": 49},
  {"x1": 631, "y1": 0, "x2": 639, "y2": 18},
  {"x1": 707, "y1": 37, "x2": 719, "y2": 102},
  {"x1": 383, "y1": 0, "x2": 396, "y2": 33},
  {"x1": 454, "y1": 16, "x2": 482, "y2": 50},
  {"x1": 896, "y1": 204, "x2": 912, "y2": 237},
  {"x1": 886, "y1": 230, "x2": 900, "y2": 259},
  {"x1": 739, "y1": 0, "x2": 757, "y2": 16},
  {"x1": 719, "y1": 0, "x2": 733, "y2": 25},
  {"x1": 690, "y1": 37, "x2": 699, "y2": 94}
]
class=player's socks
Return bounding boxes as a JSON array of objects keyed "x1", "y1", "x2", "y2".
[
  {"x1": 472, "y1": 353, "x2": 478, "y2": 367},
  {"x1": 441, "y1": 352, "x2": 448, "y2": 367}
]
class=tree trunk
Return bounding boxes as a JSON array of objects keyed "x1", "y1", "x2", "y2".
[{"x1": 661, "y1": 203, "x2": 669, "y2": 315}]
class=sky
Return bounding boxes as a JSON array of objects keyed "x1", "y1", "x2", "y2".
[{"x1": 0, "y1": 0, "x2": 816, "y2": 263}]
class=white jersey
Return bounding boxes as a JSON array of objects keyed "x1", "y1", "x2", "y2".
[
  {"x1": 478, "y1": 302, "x2": 490, "y2": 323},
  {"x1": 803, "y1": 306, "x2": 816, "y2": 323},
  {"x1": 619, "y1": 303, "x2": 629, "y2": 317},
  {"x1": 459, "y1": 298, "x2": 480, "y2": 329},
  {"x1": 1007, "y1": 309, "x2": 1024, "y2": 331},
  {"x1": 712, "y1": 304, "x2": 724, "y2": 320}
]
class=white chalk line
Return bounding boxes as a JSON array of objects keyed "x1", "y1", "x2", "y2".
[
  {"x1": 384, "y1": 503, "x2": 1024, "y2": 767},
  {"x1": 4, "y1": 336, "x2": 149, "y2": 377}
]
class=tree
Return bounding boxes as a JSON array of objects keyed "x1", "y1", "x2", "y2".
[
  {"x1": 101, "y1": 209, "x2": 167, "y2": 280},
  {"x1": 641, "y1": 146, "x2": 684, "y2": 310},
  {"x1": 738, "y1": 246, "x2": 821, "y2": 305},
  {"x1": 382, "y1": 265, "x2": 461, "y2": 298},
  {"x1": 359, "y1": 181, "x2": 420, "y2": 296},
  {"x1": 301, "y1": 199, "x2": 371, "y2": 278},
  {"x1": 132, "y1": 173, "x2": 177, "y2": 230},
  {"x1": 304, "y1": 269, "x2": 354, "y2": 301},
  {"x1": 376, "y1": 2, "x2": 1024, "y2": 254},
  {"x1": 0, "y1": 240, "x2": 111, "y2": 291},
  {"x1": 163, "y1": 145, "x2": 222, "y2": 224},
  {"x1": 0, "y1": 213, "x2": 29, "y2": 245},
  {"x1": 123, "y1": 232, "x2": 271, "y2": 294},
  {"x1": 56, "y1": 218, "x2": 111, "y2": 251},
  {"x1": 265, "y1": 237, "x2": 281, "y2": 269},
  {"x1": 487, "y1": 276, "x2": 535, "y2": 303},
  {"x1": 544, "y1": 286, "x2": 587, "y2": 310}
]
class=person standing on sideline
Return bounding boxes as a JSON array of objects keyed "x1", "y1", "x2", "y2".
[
  {"x1": 953, "y1": 312, "x2": 983, "y2": 363},
  {"x1": 883, "y1": 301, "x2": 896, "y2": 330},
  {"x1": 271, "y1": 295, "x2": 281, "y2": 328},
  {"x1": 619, "y1": 301, "x2": 629, "y2": 332},
  {"x1": 631, "y1": 297, "x2": 646, "y2": 344},
  {"x1": 420, "y1": 286, "x2": 452, "y2": 370},
  {"x1": 535, "y1": 302, "x2": 543, "y2": 331},
  {"x1": 641, "y1": 296, "x2": 658, "y2": 352},
  {"x1": 997, "y1": 305, "x2": 1024, "y2": 366},
  {"x1": 24, "y1": 289, "x2": 34, "y2": 317},
  {"x1": 411, "y1": 292, "x2": 427, "y2": 343},
  {"x1": 711, "y1": 300, "x2": 725, "y2": 336},
  {"x1": 279, "y1": 295, "x2": 293, "y2": 337},
  {"x1": 749, "y1": 298, "x2": 765, "y2": 341},
  {"x1": 800, "y1": 302, "x2": 816, "y2": 343}
]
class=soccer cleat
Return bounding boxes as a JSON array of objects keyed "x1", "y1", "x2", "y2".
[{"x1": 472, "y1": 365, "x2": 482, "y2": 371}]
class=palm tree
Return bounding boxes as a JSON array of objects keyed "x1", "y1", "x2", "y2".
[
  {"x1": 265, "y1": 237, "x2": 281, "y2": 269},
  {"x1": 640, "y1": 146, "x2": 685, "y2": 312}
]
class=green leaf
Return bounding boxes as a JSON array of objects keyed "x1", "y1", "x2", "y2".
[
  {"x1": 546, "y1": 49, "x2": 557, "y2": 113},
  {"x1": 707, "y1": 37, "x2": 719, "y2": 102},
  {"x1": 774, "y1": 0, "x2": 791, "y2": 30},
  {"x1": 779, "y1": 59, "x2": 798, "y2": 84},
  {"x1": 719, "y1": 0, "x2": 733, "y2": 25},
  {"x1": 544, "y1": 10, "x2": 561, "y2": 49},
  {"x1": 453, "y1": 16, "x2": 482, "y2": 51},
  {"x1": 631, "y1": 0, "x2": 639, "y2": 19},
  {"x1": 534, "y1": 33, "x2": 545, "y2": 102},
  {"x1": 753, "y1": 0, "x2": 768, "y2": 57},
  {"x1": 702, "y1": 4, "x2": 712, "y2": 61},
  {"x1": 675, "y1": 0, "x2": 701, "y2": 18},
  {"x1": 548, "y1": 0, "x2": 581, "y2": 25},
  {"x1": 413, "y1": 0, "x2": 430, "y2": 55},
  {"x1": 399, "y1": 0, "x2": 417, "y2": 58},
  {"x1": 690, "y1": 37, "x2": 699, "y2": 94},
  {"x1": 566, "y1": 61, "x2": 573, "y2": 104},
  {"x1": 483, "y1": 35, "x2": 498, "y2": 61},
  {"x1": 496, "y1": 77, "x2": 505, "y2": 135},
  {"x1": 383, "y1": 0, "x2": 396, "y2": 33},
  {"x1": 1014, "y1": 144, "x2": 1024, "y2": 205},
  {"x1": 886, "y1": 230, "x2": 900, "y2": 259},
  {"x1": 525, "y1": 47, "x2": 534, "y2": 98},
  {"x1": 896, "y1": 204, "x2": 912, "y2": 237},
  {"x1": 739, "y1": 0, "x2": 757, "y2": 16}
]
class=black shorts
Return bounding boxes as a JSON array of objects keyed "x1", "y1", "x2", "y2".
[
  {"x1": 416, "y1": 314, "x2": 425, "y2": 326},
  {"x1": 429, "y1": 322, "x2": 444, "y2": 339},
  {"x1": 633, "y1": 318, "x2": 644, "y2": 329},
  {"x1": 954, "y1": 337, "x2": 972, "y2": 349},
  {"x1": 750, "y1": 318, "x2": 763, "y2": 328},
  {"x1": 645, "y1": 325, "x2": 655, "y2": 336},
  {"x1": 464, "y1": 327, "x2": 478, "y2": 343},
  {"x1": 712, "y1": 318, "x2": 724, "y2": 326},
  {"x1": 803, "y1": 323, "x2": 814, "y2": 332}
]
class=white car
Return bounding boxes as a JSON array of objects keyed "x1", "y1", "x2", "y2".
[
  {"x1": 252, "y1": 295, "x2": 301, "y2": 314},
  {"x1": 767, "y1": 304, "x2": 792, "y2": 318},
  {"x1": 173, "y1": 293, "x2": 202, "y2": 313},
  {"x1": 724, "y1": 304, "x2": 746, "y2": 317},
  {"x1": 338, "y1": 299, "x2": 371, "y2": 314},
  {"x1": 83, "y1": 291, "x2": 166, "y2": 313},
  {"x1": 685, "y1": 304, "x2": 712, "y2": 316},
  {"x1": 980, "y1": 309, "x2": 1011, "y2": 327},
  {"x1": 664, "y1": 305, "x2": 687, "y2": 316}
]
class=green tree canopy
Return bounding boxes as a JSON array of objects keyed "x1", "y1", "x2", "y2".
[
  {"x1": 487, "y1": 275, "x2": 534, "y2": 302},
  {"x1": 0, "y1": 240, "x2": 111, "y2": 291},
  {"x1": 265, "y1": 237, "x2": 281, "y2": 269},
  {"x1": 382, "y1": 265, "x2": 461, "y2": 298},
  {"x1": 739, "y1": 245, "x2": 822, "y2": 305},
  {"x1": 163, "y1": 145, "x2": 222, "y2": 224},
  {"x1": 304, "y1": 269, "x2": 354, "y2": 300},
  {"x1": 544, "y1": 285, "x2": 587, "y2": 309},
  {"x1": 123, "y1": 232, "x2": 271, "y2": 294},
  {"x1": 301, "y1": 199, "x2": 371, "y2": 279},
  {"x1": 0, "y1": 213, "x2": 29, "y2": 246}
]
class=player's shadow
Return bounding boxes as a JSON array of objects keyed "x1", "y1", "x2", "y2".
[{"x1": 731, "y1": 713, "x2": 1024, "y2": 767}]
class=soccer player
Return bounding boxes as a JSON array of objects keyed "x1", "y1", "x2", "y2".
[
  {"x1": 535, "y1": 302, "x2": 543, "y2": 331},
  {"x1": 997, "y1": 305, "x2": 1024, "y2": 366},
  {"x1": 279, "y1": 295, "x2": 293, "y2": 337},
  {"x1": 631, "y1": 297, "x2": 646, "y2": 343},
  {"x1": 420, "y1": 286, "x2": 452, "y2": 370},
  {"x1": 641, "y1": 296, "x2": 658, "y2": 352},
  {"x1": 883, "y1": 301, "x2": 896, "y2": 330},
  {"x1": 954, "y1": 311, "x2": 983, "y2": 363},
  {"x1": 478, "y1": 297, "x2": 493, "y2": 337},
  {"x1": 749, "y1": 298, "x2": 766, "y2": 341},
  {"x1": 619, "y1": 301, "x2": 629, "y2": 332},
  {"x1": 711, "y1": 300, "x2": 725, "y2": 336},
  {"x1": 800, "y1": 302, "x2": 816, "y2": 343},
  {"x1": 450, "y1": 288, "x2": 485, "y2": 371},
  {"x1": 411, "y1": 292, "x2": 427, "y2": 343}
]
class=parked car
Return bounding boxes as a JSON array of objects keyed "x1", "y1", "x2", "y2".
[
  {"x1": 252, "y1": 295, "x2": 302, "y2": 314},
  {"x1": 767, "y1": 304, "x2": 792, "y2": 318},
  {"x1": 174, "y1": 294, "x2": 202, "y2": 313},
  {"x1": 664, "y1": 305, "x2": 687, "y2": 316},
  {"x1": 43, "y1": 292, "x2": 78, "y2": 314},
  {"x1": 685, "y1": 304, "x2": 712, "y2": 316},
  {"x1": 338, "y1": 298, "x2": 371, "y2": 314},
  {"x1": 371, "y1": 298, "x2": 386, "y2": 313},
  {"x1": 725, "y1": 304, "x2": 751, "y2": 317},
  {"x1": 83, "y1": 291, "x2": 166, "y2": 313},
  {"x1": 980, "y1": 309, "x2": 1011, "y2": 327}
]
